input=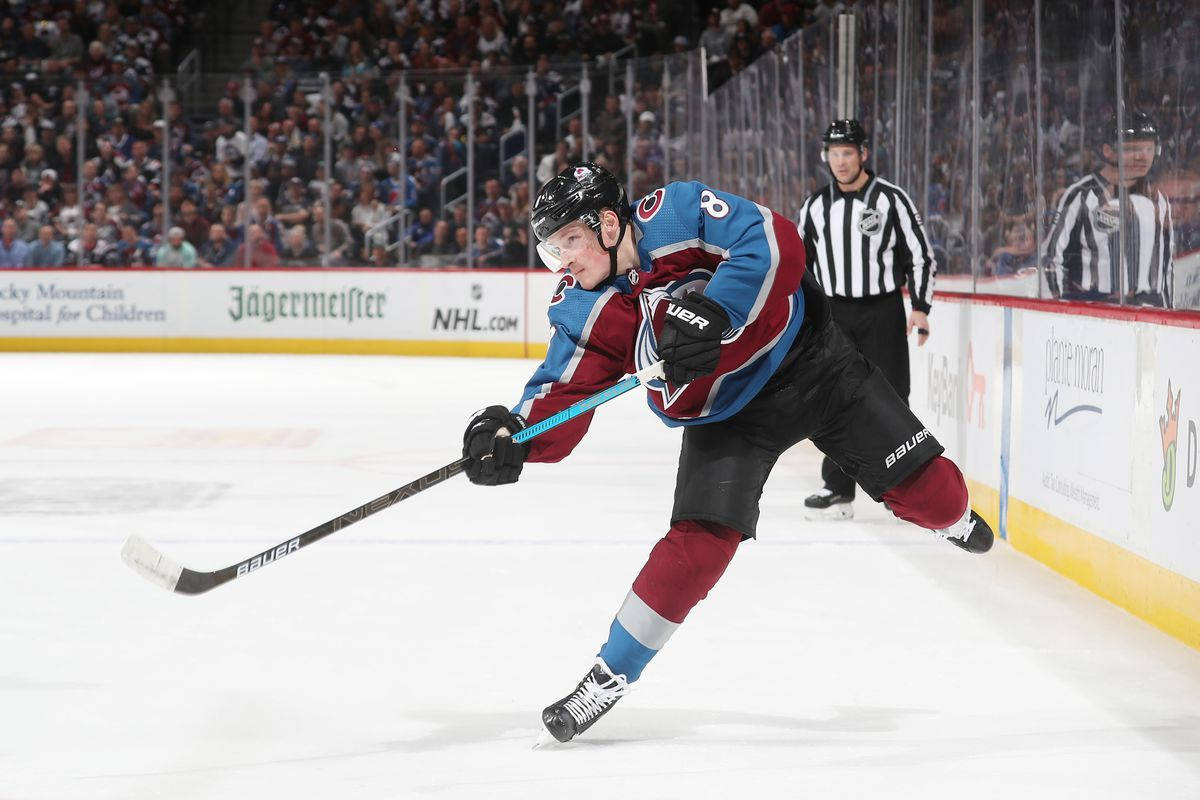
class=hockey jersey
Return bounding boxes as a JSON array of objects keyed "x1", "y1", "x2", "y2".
[{"x1": 513, "y1": 181, "x2": 808, "y2": 464}]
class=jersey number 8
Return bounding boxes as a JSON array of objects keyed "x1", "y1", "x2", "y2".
[{"x1": 700, "y1": 190, "x2": 730, "y2": 219}]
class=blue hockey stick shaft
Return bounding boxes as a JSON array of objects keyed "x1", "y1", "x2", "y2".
[{"x1": 512, "y1": 360, "x2": 664, "y2": 443}]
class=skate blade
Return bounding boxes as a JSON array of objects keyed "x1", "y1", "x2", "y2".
[
  {"x1": 804, "y1": 504, "x2": 854, "y2": 521},
  {"x1": 532, "y1": 727, "x2": 560, "y2": 749}
]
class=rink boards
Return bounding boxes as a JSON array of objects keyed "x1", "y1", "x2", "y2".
[
  {"x1": 0, "y1": 268, "x2": 561, "y2": 359},
  {"x1": 907, "y1": 294, "x2": 1200, "y2": 650}
]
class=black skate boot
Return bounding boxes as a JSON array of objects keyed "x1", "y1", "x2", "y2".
[
  {"x1": 804, "y1": 488, "x2": 854, "y2": 520},
  {"x1": 536, "y1": 658, "x2": 630, "y2": 745},
  {"x1": 932, "y1": 509, "x2": 994, "y2": 554}
]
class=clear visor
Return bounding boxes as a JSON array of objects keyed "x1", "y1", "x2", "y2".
[
  {"x1": 535, "y1": 221, "x2": 593, "y2": 272},
  {"x1": 536, "y1": 241, "x2": 564, "y2": 271}
]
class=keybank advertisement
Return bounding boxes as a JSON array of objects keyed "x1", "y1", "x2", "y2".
[
  {"x1": 1014, "y1": 311, "x2": 1136, "y2": 543},
  {"x1": 907, "y1": 301, "x2": 1004, "y2": 491},
  {"x1": 1139, "y1": 325, "x2": 1200, "y2": 582},
  {"x1": 0, "y1": 271, "x2": 529, "y2": 342}
]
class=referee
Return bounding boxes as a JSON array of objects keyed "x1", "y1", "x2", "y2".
[
  {"x1": 1044, "y1": 111, "x2": 1174, "y2": 308},
  {"x1": 797, "y1": 119, "x2": 937, "y2": 520}
]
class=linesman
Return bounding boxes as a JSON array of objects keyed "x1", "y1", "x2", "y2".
[
  {"x1": 1044, "y1": 111, "x2": 1174, "y2": 308},
  {"x1": 796, "y1": 119, "x2": 937, "y2": 520}
]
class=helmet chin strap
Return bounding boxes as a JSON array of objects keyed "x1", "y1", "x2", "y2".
[{"x1": 596, "y1": 221, "x2": 629, "y2": 281}]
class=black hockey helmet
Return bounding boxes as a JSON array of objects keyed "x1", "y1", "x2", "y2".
[
  {"x1": 532, "y1": 162, "x2": 632, "y2": 275},
  {"x1": 820, "y1": 118, "x2": 867, "y2": 161},
  {"x1": 532, "y1": 162, "x2": 630, "y2": 243}
]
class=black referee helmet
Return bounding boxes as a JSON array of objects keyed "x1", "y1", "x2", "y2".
[
  {"x1": 820, "y1": 119, "x2": 868, "y2": 162},
  {"x1": 1111, "y1": 110, "x2": 1160, "y2": 154}
]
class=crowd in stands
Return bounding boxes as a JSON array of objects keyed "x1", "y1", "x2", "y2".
[
  {"x1": 0, "y1": 0, "x2": 1196, "y2": 282},
  {"x1": 0, "y1": 0, "x2": 814, "y2": 269}
]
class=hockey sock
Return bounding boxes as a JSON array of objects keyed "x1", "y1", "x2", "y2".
[
  {"x1": 597, "y1": 519, "x2": 742, "y2": 682},
  {"x1": 881, "y1": 455, "x2": 968, "y2": 530}
]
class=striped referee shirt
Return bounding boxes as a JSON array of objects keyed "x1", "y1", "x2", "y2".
[
  {"x1": 797, "y1": 171, "x2": 936, "y2": 312},
  {"x1": 1044, "y1": 172, "x2": 1174, "y2": 308}
]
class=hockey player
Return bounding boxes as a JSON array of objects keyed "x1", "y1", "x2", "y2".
[{"x1": 460, "y1": 163, "x2": 993, "y2": 745}]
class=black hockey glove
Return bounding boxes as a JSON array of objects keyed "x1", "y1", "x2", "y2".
[
  {"x1": 656, "y1": 291, "x2": 732, "y2": 385},
  {"x1": 462, "y1": 405, "x2": 529, "y2": 486}
]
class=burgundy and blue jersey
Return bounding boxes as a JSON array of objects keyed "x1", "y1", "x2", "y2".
[{"x1": 514, "y1": 181, "x2": 807, "y2": 464}]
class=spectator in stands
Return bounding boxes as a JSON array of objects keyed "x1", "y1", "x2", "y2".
[
  {"x1": 232, "y1": 224, "x2": 279, "y2": 268},
  {"x1": 406, "y1": 207, "x2": 436, "y2": 252},
  {"x1": 595, "y1": 95, "x2": 628, "y2": 148},
  {"x1": 69, "y1": 223, "x2": 109, "y2": 265},
  {"x1": 109, "y1": 224, "x2": 154, "y2": 267},
  {"x1": 452, "y1": 225, "x2": 470, "y2": 264},
  {"x1": 177, "y1": 199, "x2": 209, "y2": 248},
  {"x1": 536, "y1": 140, "x2": 570, "y2": 185},
  {"x1": 502, "y1": 154, "x2": 530, "y2": 195},
  {"x1": 720, "y1": 0, "x2": 758, "y2": 31},
  {"x1": 309, "y1": 202, "x2": 354, "y2": 264},
  {"x1": 24, "y1": 225, "x2": 65, "y2": 267},
  {"x1": 12, "y1": 202, "x2": 38, "y2": 242},
  {"x1": 510, "y1": 179, "x2": 532, "y2": 221},
  {"x1": 499, "y1": 206, "x2": 529, "y2": 265},
  {"x1": 987, "y1": 219, "x2": 1037, "y2": 276},
  {"x1": 155, "y1": 226, "x2": 197, "y2": 268},
  {"x1": 276, "y1": 178, "x2": 311, "y2": 227},
  {"x1": 279, "y1": 225, "x2": 318, "y2": 266},
  {"x1": 351, "y1": 183, "x2": 389, "y2": 254},
  {"x1": 424, "y1": 220, "x2": 457, "y2": 262},
  {"x1": 0, "y1": 218, "x2": 30, "y2": 267},
  {"x1": 476, "y1": 178, "x2": 504, "y2": 224},
  {"x1": 473, "y1": 225, "x2": 504, "y2": 267},
  {"x1": 199, "y1": 223, "x2": 236, "y2": 267}
]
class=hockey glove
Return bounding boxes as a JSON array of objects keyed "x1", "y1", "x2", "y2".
[
  {"x1": 656, "y1": 291, "x2": 732, "y2": 385},
  {"x1": 462, "y1": 405, "x2": 529, "y2": 486}
]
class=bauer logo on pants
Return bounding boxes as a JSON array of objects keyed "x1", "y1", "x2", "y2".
[{"x1": 884, "y1": 428, "x2": 931, "y2": 469}]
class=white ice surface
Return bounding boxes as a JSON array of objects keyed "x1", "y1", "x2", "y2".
[{"x1": 1, "y1": 353, "x2": 1198, "y2": 800}]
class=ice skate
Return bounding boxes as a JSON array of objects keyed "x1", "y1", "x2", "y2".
[
  {"x1": 804, "y1": 488, "x2": 854, "y2": 520},
  {"x1": 537, "y1": 657, "x2": 630, "y2": 744},
  {"x1": 931, "y1": 508, "x2": 993, "y2": 554}
]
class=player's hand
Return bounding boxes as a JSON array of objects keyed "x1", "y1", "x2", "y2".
[
  {"x1": 462, "y1": 405, "x2": 529, "y2": 486},
  {"x1": 656, "y1": 291, "x2": 732, "y2": 385},
  {"x1": 907, "y1": 310, "x2": 930, "y2": 347}
]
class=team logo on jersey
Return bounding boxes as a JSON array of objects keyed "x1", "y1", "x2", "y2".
[
  {"x1": 1092, "y1": 201, "x2": 1121, "y2": 235},
  {"x1": 549, "y1": 272, "x2": 576, "y2": 305},
  {"x1": 857, "y1": 208, "x2": 883, "y2": 236},
  {"x1": 637, "y1": 188, "x2": 666, "y2": 222},
  {"x1": 628, "y1": 268, "x2": 640, "y2": 286}
]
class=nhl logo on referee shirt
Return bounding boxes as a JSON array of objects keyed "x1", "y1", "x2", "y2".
[
  {"x1": 857, "y1": 208, "x2": 883, "y2": 236},
  {"x1": 1092, "y1": 201, "x2": 1121, "y2": 235}
]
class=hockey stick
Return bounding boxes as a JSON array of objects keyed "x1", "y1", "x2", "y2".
[{"x1": 121, "y1": 361, "x2": 666, "y2": 595}]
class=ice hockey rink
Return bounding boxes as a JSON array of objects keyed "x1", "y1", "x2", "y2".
[{"x1": 3, "y1": 352, "x2": 1199, "y2": 800}]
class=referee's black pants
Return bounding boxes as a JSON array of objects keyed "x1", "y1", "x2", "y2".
[{"x1": 819, "y1": 291, "x2": 911, "y2": 498}]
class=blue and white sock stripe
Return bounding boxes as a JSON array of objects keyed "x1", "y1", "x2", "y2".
[
  {"x1": 615, "y1": 590, "x2": 680, "y2": 650},
  {"x1": 597, "y1": 591, "x2": 681, "y2": 683}
]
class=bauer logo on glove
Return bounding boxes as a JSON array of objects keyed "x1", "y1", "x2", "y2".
[{"x1": 655, "y1": 291, "x2": 732, "y2": 385}]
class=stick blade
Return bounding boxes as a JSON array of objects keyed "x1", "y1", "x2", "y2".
[{"x1": 121, "y1": 535, "x2": 183, "y2": 592}]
